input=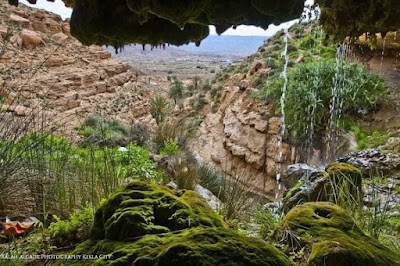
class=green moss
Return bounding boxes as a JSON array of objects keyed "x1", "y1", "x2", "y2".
[
  {"x1": 56, "y1": 181, "x2": 292, "y2": 266},
  {"x1": 275, "y1": 202, "x2": 400, "y2": 265},
  {"x1": 91, "y1": 181, "x2": 225, "y2": 241},
  {"x1": 325, "y1": 162, "x2": 363, "y2": 204},
  {"x1": 67, "y1": 228, "x2": 293, "y2": 266}
]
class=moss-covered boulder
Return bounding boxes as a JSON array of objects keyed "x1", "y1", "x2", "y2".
[
  {"x1": 91, "y1": 181, "x2": 224, "y2": 241},
  {"x1": 325, "y1": 162, "x2": 363, "y2": 203},
  {"x1": 275, "y1": 202, "x2": 400, "y2": 265},
  {"x1": 60, "y1": 181, "x2": 293, "y2": 265},
  {"x1": 281, "y1": 163, "x2": 363, "y2": 213},
  {"x1": 71, "y1": 228, "x2": 293, "y2": 265}
]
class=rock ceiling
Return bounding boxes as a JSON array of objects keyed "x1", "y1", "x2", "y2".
[{"x1": 8, "y1": 0, "x2": 400, "y2": 47}]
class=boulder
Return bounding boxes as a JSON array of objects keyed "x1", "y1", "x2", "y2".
[
  {"x1": 52, "y1": 32, "x2": 69, "y2": 44},
  {"x1": 63, "y1": 181, "x2": 293, "y2": 266},
  {"x1": 20, "y1": 29, "x2": 44, "y2": 47},
  {"x1": 283, "y1": 163, "x2": 322, "y2": 189},
  {"x1": 281, "y1": 163, "x2": 363, "y2": 213},
  {"x1": 337, "y1": 149, "x2": 400, "y2": 176},
  {"x1": 274, "y1": 202, "x2": 400, "y2": 265},
  {"x1": 90, "y1": 181, "x2": 225, "y2": 241}
]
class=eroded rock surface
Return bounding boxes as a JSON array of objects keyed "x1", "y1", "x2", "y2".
[{"x1": 0, "y1": 2, "x2": 155, "y2": 134}]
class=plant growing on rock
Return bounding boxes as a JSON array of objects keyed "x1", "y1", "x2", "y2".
[
  {"x1": 80, "y1": 114, "x2": 129, "y2": 147},
  {"x1": 150, "y1": 94, "x2": 170, "y2": 125},
  {"x1": 168, "y1": 76, "x2": 185, "y2": 105}
]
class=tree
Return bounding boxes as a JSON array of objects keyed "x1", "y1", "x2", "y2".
[
  {"x1": 168, "y1": 77, "x2": 184, "y2": 105},
  {"x1": 192, "y1": 76, "x2": 201, "y2": 91},
  {"x1": 150, "y1": 95, "x2": 169, "y2": 125}
]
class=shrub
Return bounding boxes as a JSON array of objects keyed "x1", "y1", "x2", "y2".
[
  {"x1": 48, "y1": 206, "x2": 94, "y2": 247},
  {"x1": 202, "y1": 81, "x2": 212, "y2": 91},
  {"x1": 168, "y1": 77, "x2": 185, "y2": 105},
  {"x1": 129, "y1": 123, "x2": 150, "y2": 147},
  {"x1": 194, "y1": 94, "x2": 206, "y2": 111},
  {"x1": 251, "y1": 76, "x2": 263, "y2": 88},
  {"x1": 80, "y1": 115, "x2": 128, "y2": 147},
  {"x1": 283, "y1": 60, "x2": 387, "y2": 146},
  {"x1": 159, "y1": 139, "x2": 179, "y2": 157}
]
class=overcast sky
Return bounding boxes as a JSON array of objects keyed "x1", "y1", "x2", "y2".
[{"x1": 20, "y1": 0, "x2": 302, "y2": 36}]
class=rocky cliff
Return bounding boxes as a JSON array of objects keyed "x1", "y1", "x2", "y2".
[
  {"x1": 190, "y1": 87, "x2": 295, "y2": 199},
  {"x1": 189, "y1": 22, "x2": 400, "y2": 200},
  {"x1": 0, "y1": 2, "x2": 154, "y2": 135}
]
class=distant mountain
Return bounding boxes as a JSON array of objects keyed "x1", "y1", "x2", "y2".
[{"x1": 178, "y1": 35, "x2": 269, "y2": 58}]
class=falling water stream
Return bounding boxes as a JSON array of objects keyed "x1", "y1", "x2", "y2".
[
  {"x1": 326, "y1": 44, "x2": 348, "y2": 162},
  {"x1": 275, "y1": 27, "x2": 290, "y2": 201}
]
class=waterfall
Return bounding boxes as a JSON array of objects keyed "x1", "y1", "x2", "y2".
[
  {"x1": 326, "y1": 43, "x2": 348, "y2": 162},
  {"x1": 275, "y1": 27, "x2": 290, "y2": 200}
]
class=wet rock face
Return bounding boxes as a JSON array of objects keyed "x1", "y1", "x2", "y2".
[
  {"x1": 275, "y1": 202, "x2": 400, "y2": 265},
  {"x1": 317, "y1": 0, "x2": 400, "y2": 41}
]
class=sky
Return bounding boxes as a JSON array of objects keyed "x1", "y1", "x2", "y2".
[{"x1": 19, "y1": 0, "x2": 303, "y2": 36}]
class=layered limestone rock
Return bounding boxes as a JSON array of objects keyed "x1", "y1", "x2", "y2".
[
  {"x1": 0, "y1": 2, "x2": 155, "y2": 134},
  {"x1": 190, "y1": 86, "x2": 298, "y2": 200}
]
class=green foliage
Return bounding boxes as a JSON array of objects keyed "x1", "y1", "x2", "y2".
[
  {"x1": 201, "y1": 81, "x2": 212, "y2": 91},
  {"x1": 80, "y1": 114, "x2": 128, "y2": 147},
  {"x1": 150, "y1": 94, "x2": 170, "y2": 125},
  {"x1": 198, "y1": 165, "x2": 225, "y2": 200},
  {"x1": 1, "y1": 131, "x2": 160, "y2": 217},
  {"x1": 251, "y1": 76, "x2": 263, "y2": 88},
  {"x1": 68, "y1": 227, "x2": 292, "y2": 266},
  {"x1": 90, "y1": 181, "x2": 225, "y2": 241},
  {"x1": 256, "y1": 207, "x2": 281, "y2": 241},
  {"x1": 194, "y1": 94, "x2": 206, "y2": 111},
  {"x1": 159, "y1": 139, "x2": 179, "y2": 157},
  {"x1": 283, "y1": 60, "x2": 386, "y2": 145},
  {"x1": 168, "y1": 77, "x2": 185, "y2": 105},
  {"x1": 129, "y1": 122, "x2": 150, "y2": 147},
  {"x1": 352, "y1": 125, "x2": 392, "y2": 150},
  {"x1": 48, "y1": 206, "x2": 94, "y2": 247},
  {"x1": 152, "y1": 121, "x2": 185, "y2": 153},
  {"x1": 275, "y1": 202, "x2": 400, "y2": 265}
]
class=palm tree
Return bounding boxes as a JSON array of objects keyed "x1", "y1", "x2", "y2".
[
  {"x1": 150, "y1": 95, "x2": 169, "y2": 125},
  {"x1": 168, "y1": 77, "x2": 184, "y2": 105}
]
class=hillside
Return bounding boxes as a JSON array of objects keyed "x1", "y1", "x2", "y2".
[
  {"x1": 187, "y1": 21, "x2": 400, "y2": 199},
  {"x1": 0, "y1": 2, "x2": 155, "y2": 136}
]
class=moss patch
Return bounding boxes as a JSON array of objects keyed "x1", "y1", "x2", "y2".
[
  {"x1": 58, "y1": 181, "x2": 292, "y2": 266},
  {"x1": 275, "y1": 202, "x2": 400, "y2": 265},
  {"x1": 91, "y1": 181, "x2": 225, "y2": 241},
  {"x1": 69, "y1": 228, "x2": 293, "y2": 266},
  {"x1": 325, "y1": 162, "x2": 363, "y2": 203}
]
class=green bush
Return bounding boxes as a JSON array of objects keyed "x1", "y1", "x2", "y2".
[
  {"x1": 159, "y1": 139, "x2": 179, "y2": 157},
  {"x1": 129, "y1": 122, "x2": 150, "y2": 147},
  {"x1": 80, "y1": 115, "x2": 128, "y2": 147},
  {"x1": 283, "y1": 60, "x2": 387, "y2": 145},
  {"x1": 48, "y1": 206, "x2": 94, "y2": 247}
]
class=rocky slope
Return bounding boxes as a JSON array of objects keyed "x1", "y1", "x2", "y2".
[
  {"x1": 0, "y1": 2, "x2": 154, "y2": 136},
  {"x1": 189, "y1": 22, "x2": 400, "y2": 200}
]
